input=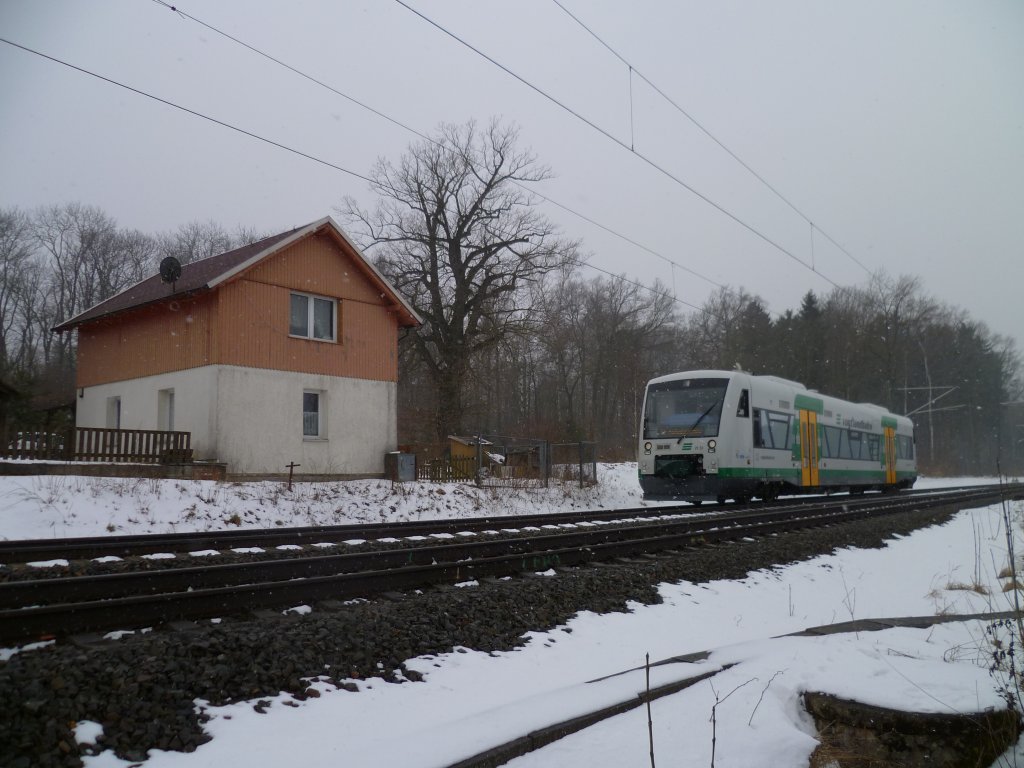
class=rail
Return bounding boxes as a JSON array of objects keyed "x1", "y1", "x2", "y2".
[{"x1": 1, "y1": 484, "x2": 1019, "y2": 643}]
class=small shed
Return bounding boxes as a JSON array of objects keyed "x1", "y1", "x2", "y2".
[{"x1": 447, "y1": 435, "x2": 492, "y2": 461}]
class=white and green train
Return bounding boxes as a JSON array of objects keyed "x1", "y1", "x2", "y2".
[{"x1": 638, "y1": 370, "x2": 917, "y2": 503}]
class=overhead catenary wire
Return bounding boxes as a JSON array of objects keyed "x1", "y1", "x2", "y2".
[
  {"x1": 0, "y1": 37, "x2": 373, "y2": 186},
  {"x1": 0, "y1": 34, "x2": 721, "y2": 320},
  {"x1": 549, "y1": 0, "x2": 871, "y2": 277},
  {"x1": 5, "y1": 18, "x2": 806, "y2": 328},
  {"x1": 144, "y1": 0, "x2": 725, "y2": 294},
  {"x1": 143, "y1": 0, "x2": 840, "y2": 309},
  {"x1": 142, "y1": 0, "x2": 729, "y2": 301},
  {"x1": 145, "y1": 0, "x2": 856, "y2": 309},
  {"x1": 392, "y1": 0, "x2": 842, "y2": 289}
]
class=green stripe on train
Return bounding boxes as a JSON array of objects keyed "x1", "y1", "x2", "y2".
[{"x1": 718, "y1": 467, "x2": 916, "y2": 483}]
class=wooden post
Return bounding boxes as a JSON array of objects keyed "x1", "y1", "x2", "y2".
[
  {"x1": 286, "y1": 462, "x2": 301, "y2": 491},
  {"x1": 475, "y1": 434, "x2": 483, "y2": 487}
]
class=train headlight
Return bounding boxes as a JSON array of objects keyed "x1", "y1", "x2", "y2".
[
  {"x1": 643, "y1": 441, "x2": 652, "y2": 454},
  {"x1": 707, "y1": 439, "x2": 716, "y2": 453}
]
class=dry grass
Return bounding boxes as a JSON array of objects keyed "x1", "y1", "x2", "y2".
[{"x1": 945, "y1": 581, "x2": 991, "y2": 595}]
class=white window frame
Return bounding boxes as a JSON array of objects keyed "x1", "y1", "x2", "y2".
[
  {"x1": 303, "y1": 389, "x2": 327, "y2": 439},
  {"x1": 289, "y1": 291, "x2": 337, "y2": 343}
]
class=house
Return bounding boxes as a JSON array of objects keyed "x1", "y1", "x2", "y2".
[{"x1": 54, "y1": 217, "x2": 421, "y2": 476}]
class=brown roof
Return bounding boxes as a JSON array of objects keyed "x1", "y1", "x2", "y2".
[{"x1": 54, "y1": 217, "x2": 421, "y2": 331}]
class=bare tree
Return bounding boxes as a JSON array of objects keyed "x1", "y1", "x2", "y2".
[
  {"x1": 155, "y1": 220, "x2": 235, "y2": 265},
  {"x1": 32, "y1": 204, "x2": 120, "y2": 368},
  {"x1": 341, "y1": 118, "x2": 579, "y2": 441},
  {"x1": 0, "y1": 208, "x2": 35, "y2": 372},
  {"x1": 684, "y1": 286, "x2": 767, "y2": 371}
]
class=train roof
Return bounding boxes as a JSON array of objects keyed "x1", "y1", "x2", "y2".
[{"x1": 646, "y1": 370, "x2": 913, "y2": 429}]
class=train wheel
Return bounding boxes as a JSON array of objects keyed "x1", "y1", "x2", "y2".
[{"x1": 716, "y1": 495, "x2": 727, "y2": 505}]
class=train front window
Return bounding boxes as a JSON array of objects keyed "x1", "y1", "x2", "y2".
[{"x1": 643, "y1": 378, "x2": 729, "y2": 439}]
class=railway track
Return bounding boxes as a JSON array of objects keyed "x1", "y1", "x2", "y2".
[
  {"x1": 0, "y1": 484, "x2": 1019, "y2": 645},
  {"x1": 0, "y1": 484, "x2": 1000, "y2": 564}
]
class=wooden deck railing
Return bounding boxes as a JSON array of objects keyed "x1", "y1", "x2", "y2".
[{"x1": 1, "y1": 428, "x2": 193, "y2": 464}]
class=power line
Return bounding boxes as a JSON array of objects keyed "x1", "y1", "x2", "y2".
[
  {"x1": 392, "y1": 0, "x2": 841, "y2": 289},
  {"x1": 145, "y1": 0, "x2": 854, "y2": 313},
  {"x1": 0, "y1": 34, "x2": 719, "y2": 320},
  {"x1": 146, "y1": 0, "x2": 726, "y2": 293},
  {"x1": 0, "y1": 37, "x2": 374, "y2": 186},
  {"x1": 149, "y1": 0, "x2": 438, "y2": 150},
  {"x1": 550, "y1": 0, "x2": 871, "y2": 277}
]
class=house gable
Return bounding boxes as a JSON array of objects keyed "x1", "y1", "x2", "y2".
[
  {"x1": 71, "y1": 218, "x2": 417, "y2": 387},
  {"x1": 214, "y1": 231, "x2": 401, "y2": 381}
]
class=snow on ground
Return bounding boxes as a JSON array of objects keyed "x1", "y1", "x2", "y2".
[
  {"x1": 2, "y1": 465, "x2": 1023, "y2": 767},
  {"x1": 0, "y1": 463, "x2": 658, "y2": 541}
]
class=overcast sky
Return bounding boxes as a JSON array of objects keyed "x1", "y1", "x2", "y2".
[{"x1": 1, "y1": 0, "x2": 1021, "y2": 346}]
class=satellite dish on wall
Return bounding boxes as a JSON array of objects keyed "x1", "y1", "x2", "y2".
[{"x1": 159, "y1": 256, "x2": 182, "y2": 285}]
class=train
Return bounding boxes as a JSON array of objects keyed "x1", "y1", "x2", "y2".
[{"x1": 638, "y1": 370, "x2": 917, "y2": 503}]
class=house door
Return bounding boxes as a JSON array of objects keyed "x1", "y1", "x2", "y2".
[
  {"x1": 883, "y1": 426, "x2": 897, "y2": 485},
  {"x1": 799, "y1": 409, "x2": 820, "y2": 487},
  {"x1": 159, "y1": 389, "x2": 175, "y2": 432}
]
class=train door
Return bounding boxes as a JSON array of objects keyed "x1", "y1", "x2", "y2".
[
  {"x1": 799, "y1": 410, "x2": 820, "y2": 487},
  {"x1": 883, "y1": 426, "x2": 897, "y2": 485}
]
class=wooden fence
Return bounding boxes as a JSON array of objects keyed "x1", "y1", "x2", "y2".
[
  {"x1": 412, "y1": 440, "x2": 597, "y2": 487},
  {"x1": 416, "y1": 456, "x2": 477, "y2": 482},
  {"x1": 1, "y1": 428, "x2": 192, "y2": 464}
]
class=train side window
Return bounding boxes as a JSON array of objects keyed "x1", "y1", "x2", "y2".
[
  {"x1": 821, "y1": 426, "x2": 834, "y2": 458},
  {"x1": 848, "y1": 430, "x2": 864, "y2": 460},
  {"x1": 754, "y1": 408, "x2": 790, "y2": 449},
  {"x1": 838, "y1": 429, "x2": 852, "y2": 459},
  {"x1": 867, "y1": 434, "x2": 880, "y2": 462},
  {"x1": 768, "y1": 412, "x2": 790, "y2": 449},
  {"x1": 736, "y1": 389, "x2": 749, "y2": 418},
  {"x1": 896, "y1": 434, "x2": 914, "y2": 460}
]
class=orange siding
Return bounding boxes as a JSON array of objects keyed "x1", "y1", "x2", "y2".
[
  {"x1": 213, "y1": 231, "x2": 399, "y2": 381},
  {"x1": 214, "y1": 278, "x2": 397, "y2": 381},
  {"x1": 242, "y1": 231, "x2": 383, "y2": 304},
  {"x1": 75, "y1": 231, "x2": 401, "y2": 386},
  {"x1": 76, "y1": 295, "x2": 215, "y2": 387}
]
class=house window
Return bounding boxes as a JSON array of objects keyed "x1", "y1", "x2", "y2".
[
  {"x1": 303, "y1": 390, "x2": 326, "y2": 438},
  {"x1": 106, "y1": 396, "x2": 121, "y2": 429},
  {"x1": 290, "y1": 292, "x2": 336, "y2": 342},
  {"x1": 158, "y1": 389, "x2": 175, "y2": 431}
]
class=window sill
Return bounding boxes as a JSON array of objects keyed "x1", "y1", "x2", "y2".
[
  {"x1": 289, "y1": 334, "x2": 338, "y2": 344},
  {"x1": 303, "y1": 437, "x2": 329, "y2": 442}
]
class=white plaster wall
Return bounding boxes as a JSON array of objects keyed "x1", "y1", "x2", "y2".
[
  {"x1": 78, "y1": 366, "x2": 396, "y2": 474},
  {"x1": 213, "y1": 366, "x2": 396, "y2": 475},
  {"x1": 76, "y1": 368, "x2": 219, "y2": 459}
]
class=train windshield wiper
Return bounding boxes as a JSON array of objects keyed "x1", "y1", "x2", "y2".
[{"x1": 678, "y1": 401, "x2": 718, "y2": 444}]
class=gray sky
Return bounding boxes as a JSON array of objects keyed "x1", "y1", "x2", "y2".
[{"x1": 1, "y1": 0, "x2": 1021, "y2": 346}]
